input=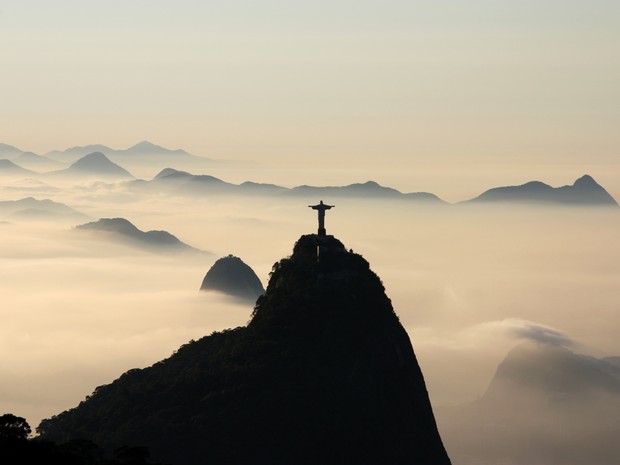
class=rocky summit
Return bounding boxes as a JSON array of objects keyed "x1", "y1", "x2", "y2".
[{"x1": 38, "y1": 234, "x2": 451, "y2": 465}]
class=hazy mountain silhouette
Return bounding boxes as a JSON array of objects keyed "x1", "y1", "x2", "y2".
[
  {"x1": 38, "y1": 234, "x2": 451, "y2": 465},
  {"x1": 122, "y1": 140, "x2": 193, "y2": 157},
  {"x1": 0, "y1": 159, "x2": 38, "y2": 177},
  {"x1": 75, "y1": 218, "x2": 205, "y2": 255},
  {"x1": 132, "y1": 168, "x2": 445, "y2": 202},
  {"x1": 436, "y1": 341, "x2": 620, "y2": 465},
  {"x1": 200, "y1": 255, "x2": 265, "y2": 301},
  {"x1": 46, "y1": 141, "x2": 209, "y2": 166},
  {"x1": 44, "y1": 141, "x2": 216, "y2": 179},
  {"x1": 15, "y1": 152, "x2": 65, "y2": 171},
  {"x1": 484, "y1": 342, "x2": 620, "y2": 401},
  {"x1": 0, "y1": 197, "x2": 88, "y2": 222},
  {"x1": 131, "y1": 168, "x2": 257, "y2": 196},
  {"x1": 287, "y1": 180, "x2": 445, "y2": 202},
  {"x1": 0, "y1": 143, "x2": 25, "y2": 159},
  {"x1": 46, "y1": 144, "x2": 115, "y2": 164},
  {"x1": 48, "y1": 152, "x2": 135, "y2": 180},
  {"x1": 466, "y1": 175, "x2": 618, "y2": 207}
]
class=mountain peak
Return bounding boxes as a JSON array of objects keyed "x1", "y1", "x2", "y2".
[
  {"x1": 70, "y1": 151, "x2": 108, "y2": 164},
  {"x1": 467, "y1": 175, "x2": 618, "y2": 206},
  {"x1": 0, "y1": 159, "x2": 36, "y2": 175},
  {"x1": 573, "y1": 174, "x2": 598, "y2": 188},
  {"x1": 0, "y1": 143, "x2": 23, "y2": 155},
  {"x1": 153, "y1": 167, "x2": 192, "y2": 180},
  {"x1": 200, "y1": 254, "x2": 265, "y2": 301},
  {"x1": 129, "y1": 140, "x2": 162, "y2": 150},
  {"x1": 38, "y1": 233, "x2": 451, "y2": 465},
  {"x1": 66, "y1": 152, "x2": 134, "y2": 178},
  {"x1": 75, "y1": 218, "x2": 203, "y2": 254}
]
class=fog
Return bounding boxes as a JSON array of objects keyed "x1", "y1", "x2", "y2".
[{"x1": 1, "y1": 174, "x2": 619, "y2": 462}]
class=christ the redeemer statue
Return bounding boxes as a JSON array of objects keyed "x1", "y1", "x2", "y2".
[{"x1": 309, "y1": 200, "x2": 334, "y2": 236}]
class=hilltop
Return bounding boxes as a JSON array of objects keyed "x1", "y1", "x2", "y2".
[
  {"x1": 48, "y1": 152, "x2": 134, "y2": 180},
  {"x1": 38, "y1": 234, "x2": 451, "y2": 465},
  {"x1": 200, "y1": 255, "x2": 265, "y2": 302},
  {"x1": 466, "y1": 174, "x2": 618, "y2": 207},
  {"x1": 75, "y1": 218, "x2": 205, "y2": 255}
]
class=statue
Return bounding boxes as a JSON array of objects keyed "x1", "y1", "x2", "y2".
[{"x1": 309, "y1": 200, "x2": 334, "y2": 236}]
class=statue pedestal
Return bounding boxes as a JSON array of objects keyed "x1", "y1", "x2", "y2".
[{"x1": 318, "y1": 227, "x2": 326, "y2": 236}]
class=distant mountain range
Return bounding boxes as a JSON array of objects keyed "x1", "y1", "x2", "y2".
[
  {"x1": 131, "y1": 168, "x2": 447, "y2": 203},
  {"x1": 0, "y1": 197, "x2": 89, "y2": 223},
  {"x1": 45, "y1": 140, "x2": 203, "y2": 165},
  {"x1": 131, "y1": 169, "x2": 618, "y2": 207},
  {"x1": 75, "y1": 217, "x2": 207, "y2": 255},
  {"x1": 14, "y1": 152, "x2": 64, "y2": 171},
  {"x1": 0, "y1": 141, "x2": 214, "y2": 179},
  {"x1": 0, "y1": 159, "x2": 38, "y2": 177},
  {"x1": 465, "y1": 174, "x2": 618, "y2": 207},
  {"x1": 46, "y1": 152, "x2": 135, "y2": 180},
  {"x1": 0, "y1": 143, "x2": 24, "y2": 159},
  {"x1": 0, "y1": 142, "x2": 618, "y2": 206}
]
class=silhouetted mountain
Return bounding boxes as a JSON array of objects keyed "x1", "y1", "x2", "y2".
[
  {"x1": 237, "y1": 180, "x2": 288, "y2": 195},
  {"x1": 200, "y1": 255, "x2": 265, "y2": 301},
  {"x1": 287, "y1": 180, "x2": 444, "y2": 202},
  {"x1": 436, "y1": 341, "x2": 620, "y2": 465},
  {"x1": 46, "y1": 144, "x2": 115, "y2": 163},
  {"x1": 484, "y1": 342, "x2": 620, "y2": 402},
  {"x1": 0, "y1": 197, "x2": 88, "y2": 223},
  {"x1": 0, "y1": 159, "x2": 37, "y2": 177},
  {"x1": 15, "y1": 152, "x2": 64, "y2": 171},
  {"x1": 153, "y1": 168, "x2": 193, "y2": 180},
  {"x1": 466, "y1": 175, "x2": 618, "y2": 207},
  {"x1": 38, "y1": 234, "x2": 451, "y2": 465},
  {"x1": 123, "y1": 141, "x2": 192, "y2": 157},
  {"x1": 130, "y1": 169, "x2": 243, "y2": 196},
  {"x1": 48, "y1": 152, "x2": 134, "y2": 180},
  {"x1": 75, "y1": 218, "x2": 205, "y2": 255},
  {"x1": 46, "y1": 141, "x2": 208, "y2": 166},
  {"x1": 0, "y1": 143, "x2": 25, "y2": 159},
  {"x1": 132, "y1": 169, "x2": 445, "y2": 202}
]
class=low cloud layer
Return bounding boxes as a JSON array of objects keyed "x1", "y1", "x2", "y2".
[{"x1": 478, "y1": 318, "x2": 576, "y2": 348}]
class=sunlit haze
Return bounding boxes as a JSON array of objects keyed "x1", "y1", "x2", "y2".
[
  {"x1": 1, "y1": 2, "x2": 619, "y2": 464},
  {"x1": 1, "y1": 1, "x2": 619, "y2": 201}
]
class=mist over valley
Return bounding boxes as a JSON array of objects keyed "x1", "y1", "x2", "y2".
[{"x1": 0, "y1": 143, "x2": 619, "y2": 462}]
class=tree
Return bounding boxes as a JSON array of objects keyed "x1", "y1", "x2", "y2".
[{"x1": 0, "y1": 413, "x2": 31, "y2": 442}]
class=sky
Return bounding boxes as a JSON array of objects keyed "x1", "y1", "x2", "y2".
[
  {"x1": 0, "y1": 5, "x2": 619, "y2": 459},
  {"x1": 1, "y1": 0, "x2": 619, "y2": 200}
]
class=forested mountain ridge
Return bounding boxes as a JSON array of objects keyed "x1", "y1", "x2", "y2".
[{"x1": 38, "y1": 234, "x2": 451, "y2": 465}]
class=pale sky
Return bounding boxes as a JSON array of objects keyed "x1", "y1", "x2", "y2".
[{"x1": 1, "y1": 1, "x2": 619, "y2": 197}]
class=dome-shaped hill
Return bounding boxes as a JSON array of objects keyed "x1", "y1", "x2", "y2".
[
  {"x1": 49, "y1": 152, "x2": 134, "y2": 180},
  {"x1": 200, "y1": 254, "x2": 264, "y2": 302}
]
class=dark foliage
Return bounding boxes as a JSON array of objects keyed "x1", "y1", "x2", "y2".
[
  {"x1": 38, "y1": 234, "x2": 451, "y2": 465},
  {"x1": 0, "y1": 413, "x2": 31, "y2": 442},
  {"x1": 0, "y1": 415, "x2": 166, "y2": 464}
]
